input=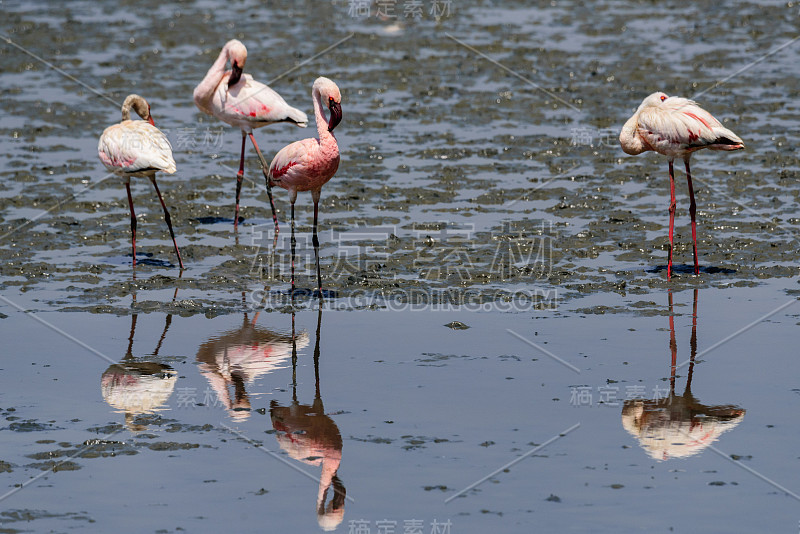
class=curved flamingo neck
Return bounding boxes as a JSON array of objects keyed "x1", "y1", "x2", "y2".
[
  {"x1": 194, "y1": 45, "x2": 230, "y2": 108},
  {"x1": 121, "y1": 101, "x2": 134, "y2": 121},
  {"x1": 619, "y1": 114, "x2": 648, "y2": 155},
  {"x1": 121, "y1": 95, "x2": 148, "y2": 122},
  {"x1": 312, "y1": 87, "x2": 334, "y2": 142},
  {"x1": 317, "y1": 455, "x2": 342, "y2": 505}
]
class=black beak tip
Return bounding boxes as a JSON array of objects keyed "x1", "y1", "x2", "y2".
[
  {"x1": 228, "y1": 63, "x2": 243, "y2": 88},
  {"x1": 328, "y1": 102, "x2": 342, "y2": 132}
]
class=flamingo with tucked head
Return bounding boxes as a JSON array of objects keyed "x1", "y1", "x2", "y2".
[
  {"x1": 98, "y1": 94, "x2": 184, "y2": 269},
  {"x1": 267, "y1": 76, "x2": 342, "y2": 297},
  {"x1": 620, "y1": 92, "x2": 744, "y2": 278},
  {"x1": 193, "y1": 39, "x2": 308, "y2": 228}
]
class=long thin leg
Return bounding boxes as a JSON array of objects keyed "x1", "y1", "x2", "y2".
[
  {"x1": 152, "y1": 313, "x2": 173, "y2": 357},
  {"x1": 686, "y1": 288, "x2": 698, "y2": 393},
  {"x1": 290, "y1": 309, "x2": 297, "y2": 398},
  {"x1": 247, "y1": 289, "x2": 262, "y2": 325},
  {"x1": 290, "y1": 201, "x2": 296, "y2": 298},
  {"x1": 150, "y1": 177, "x2": 185, "y2": 270},
  {"x1": 248, "y1": 133, "x2": 279, "y2": 234},
  {"x1": 126, "y1": 313, "x2": 137, "y2": 358},
  {"x1": 313, "y1": 306, "x2": 322, "y2": 400},
  {"x1": 668, "y1": 290, "x2": 676, "y2": 395},
  {"x1": 234, "y1": 132, "x2": 246, "y2": 227},
  {"x1": 125, "y1": 181, "x2": 137, "y2": 267},
  {"x1": 312, "y1": 196, "x2": 323, "y2": 300},
  {"x1": 684, "y1": 158, "x2": 699, "y2": 275},
  {"x1": 667, "y1": 160, "x2": 676, "y2": 279}
]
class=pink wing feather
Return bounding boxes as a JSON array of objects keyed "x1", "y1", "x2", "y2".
[
  {"x1": 98, "y1": 121, "x2": 176, "y2": 175},
  {"x1": 268, "y1": 139, "x2": 314, "y2": 186},
  {"x1": 637, "y1": 97, "x2": 743, "y2": 152},
  {"x1": 214, "y1": 74, "x2": 308, "y2": 129}
]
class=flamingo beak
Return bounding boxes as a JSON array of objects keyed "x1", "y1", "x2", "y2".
[
  {"x1": 147, "y1": 116, "x2": 155, "y2": 126},
  {"x1": 327, "y1": 101, "x2": 342, "y2": 132},
  {"x1": 228, "y1": 61, "x2": 243, "y2": 87}
]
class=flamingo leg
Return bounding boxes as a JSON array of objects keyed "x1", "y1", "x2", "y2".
[
  {"x1": 126, "y1": 314, "x2": 137, "y2": 357},
  {"x1": 668, "y1": 290, "x2": 676, "y2": 395},
  {"x1": 667, "y1": 160, "x2": 676, "y2": 279},
  {"x1": 686, "y1": 288, "x2": 698, "y2": 392},
  {"x1": 125, "y1": 180, "x2": 137, "y2": 267},
  {"x1": 290, "y1": 200, "x2": 296, "y2": 298},
  {"x1": 248, "y1": 133, "x2": 280, "y2": 235},
  {"x1": 290, "y1": 309, "x2": 297, "y2": 395},
  {"x1": 312, "y1": 192, "x2": 323, "y2": 300},
  {"x1": 149, "y1": 177, "x2": 185, "y2": 270},
  {"x1": 684, "y1": 158, "x2": 699, "y2": 275},
  {"x1": 314, "y1": 306, "x2": 322, "y2": 396},
  {"x1": 234, "y1": 132, "x2": 246, "y2": 227}
]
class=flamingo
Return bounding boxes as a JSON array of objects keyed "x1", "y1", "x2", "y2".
[
  {"x1": 195, "y1": 310, "x2": 306, "y2": 422},
  {"x1": 270, "y1": 308, "x2": 346, "y2": 531},
  {"x1": 267, "y1": 76, "x2": 342, "y2": 297},
  {"x1": 98, "y1": 94, "x2": 184, "y2": 269},
  {"x1": 619, "y1": 92, "x2": 744, "y2": 278},
  {"x1": 101, "y1": 313, "x2": 178, "y2": 432},
  {"x1": 621, "y1": 290, "x2": 746, "y2": 460},
  {"x1": 193, "y1": 39, "x2": 308, "y2": 228}
]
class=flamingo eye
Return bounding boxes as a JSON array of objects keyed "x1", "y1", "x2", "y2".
[
  {"x1": 329, "y1": 96, "x2": 335, "y2": 103},
  {"x1": 660, "y1": 95, "x2": 667, "y2": 102}
]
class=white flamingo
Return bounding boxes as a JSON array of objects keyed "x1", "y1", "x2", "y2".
[
  {"x1": 267, "y1": 77, "x2": 342, "y2": 296},
  {"x1": 620, "y1": 92, "x2": 744, "y2": 278},
  {"x1": 193, "y1": 39, "x2": 308, "y2": 227},
  {"x1": 98, "y1": 94, "x2": 184, "y2": 269}
]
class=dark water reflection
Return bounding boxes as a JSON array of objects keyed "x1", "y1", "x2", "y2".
[
  {"x1": 2, "y1": 0, "x2": 799, "y2": 531},
  {"x1": 196, "y1": 306, "x2": 302, "y2": 421},
  {"x1": 100, "y1": 313, "x2": 177, "y2": 431},
  {"x1": 271, "y1": 308, "x2": 346, "y2": 531},
  {"x1": 622, "y1": 290, "x2": 746, "y2": 460}
]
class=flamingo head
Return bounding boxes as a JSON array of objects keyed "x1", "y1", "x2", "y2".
[
  {"x1": 226, "y1": 39, "x2": 247, "y2": 87},
  {"x1": 640, "y1": 91, "x2": 670, "y2": 110},
  {"x1": 620, "y1": 92, "x2": 671, "y2": 155},
  {"x1": 121, "y1": 94, "x2": 154, "y2": 125},
  {"x1": 313, "y1": 77, "x2": 342, "y2": 132}
]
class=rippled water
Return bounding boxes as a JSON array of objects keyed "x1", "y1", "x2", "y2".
[{"x1": 1, "y1": 0, "x2": 799, "y2": 532}]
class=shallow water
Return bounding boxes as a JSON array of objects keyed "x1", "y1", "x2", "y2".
[{"x1": 1, "y1": 0, "x2": 800, "y2": 532}]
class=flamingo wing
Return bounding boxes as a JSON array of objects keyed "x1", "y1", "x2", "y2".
[
  {"x1": 216, "y1": 74, "x2": 308, "y2": 127},
  {"x1": 98, "y1": 121, "x2": 176, "y2": 175},
  {"x1": 638, "y1": 98, "x2": 743, "y2": 152},
  {"x1": 267, "y1": 139, "x2": 313, "y2": 186}
]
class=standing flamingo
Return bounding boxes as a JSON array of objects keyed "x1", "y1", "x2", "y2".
[
  {"x1": 98, "y1": 94, "x2": 184, "y2": 269},
  {"x1": 270, "y1": 308, "x2": 346, "y2": 530},
  {"x1": 193, "y1": 39, "x2": 308, "y2": 228},
  {"x1": 267, "y1": 77, "x2": 342, "y2": 297},
  {"x1": 619, "y1": 92, "x2": 744, "y2": 278},
  {"x1": 621, "y1": 289, "x2": 746, "y2": 460}
]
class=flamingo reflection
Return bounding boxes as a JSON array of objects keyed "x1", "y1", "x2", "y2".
[
  {"x1": 196, "y1": 304, "x2": 307, "y2": 421},
  {"x1": 622, "y1": 289, "x2": 746, "y2": 460},
  {"x1": 101, "y1": 313, "x2": 178, "y2": 432},
  {"x1": 271, "y1": 308, "x2": 345, "y2": 531}
]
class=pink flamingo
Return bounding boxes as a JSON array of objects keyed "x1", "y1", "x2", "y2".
[
  {"x1": 620, "y1": 92, "x2": 744, "y2": 278},
  {"x1": 98, "y1": 94, "x2": 184, "y2": 269},
  {"x1": 193, "y1": 39, "x2": 308, "y2": 228},
  {"x1": 267, "y1": 77, "x2": 342, "y2": 296}
]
